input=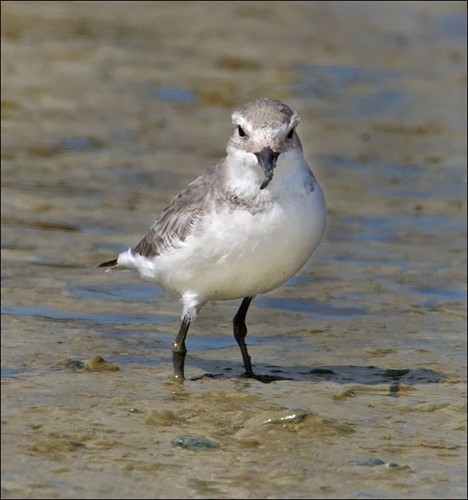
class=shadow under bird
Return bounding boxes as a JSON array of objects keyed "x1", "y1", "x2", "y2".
[{"x1": 99, "y1": 98, "x2": 326, "y2": 381}]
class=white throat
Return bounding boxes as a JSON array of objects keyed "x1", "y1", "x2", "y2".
[
  {"x1": 225, "y1": 145, "x2": 265, "y2": 198},
  {"x1": 225, "y1": 145, "x2": 308, "y2": 198}
]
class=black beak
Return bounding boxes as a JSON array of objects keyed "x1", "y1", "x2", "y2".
[{"x1": 255, "y1": 147, "x2": 280, "y2": 190}]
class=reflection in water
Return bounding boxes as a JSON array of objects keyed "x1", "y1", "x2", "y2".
[
  {"x1": 1, "y1": 304, "x2": 173, "y2": 325},
  {"x1": 257, "y1": 297, "x2": 366, "y2": 318}
]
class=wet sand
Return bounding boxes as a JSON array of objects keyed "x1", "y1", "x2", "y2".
[{"x1": 1, "y1": 1, "x2": 467, "y2": 498}]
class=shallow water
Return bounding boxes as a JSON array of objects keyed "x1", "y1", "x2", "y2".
[{"x1": 1, "y1": 1, "x2": 467, "y2": 499}]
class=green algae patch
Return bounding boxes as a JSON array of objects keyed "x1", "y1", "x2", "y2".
[
  {"x1": 29, "y1": 439, "x2": 85, "y2": 454},
  {"x1": 84, "y1": 355, "x2": 119, "y2": 372},
  {"x1": 145, "y1": 409, "x2": 185, "y2": 427},
  {"x1": 56, "y1": 355, "x2": 119, "y2": 372},
  {"x1": 244, "y1": 408, "x2": 355, "y2": 437}
]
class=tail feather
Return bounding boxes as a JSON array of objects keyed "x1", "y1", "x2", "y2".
[{"x1": 98, "y1": 258, "x2": 118, "y2": 268}]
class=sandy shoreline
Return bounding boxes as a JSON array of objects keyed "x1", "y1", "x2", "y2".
[{"x1": 2, "y1": 1, "x2": 466, "y2": 498}]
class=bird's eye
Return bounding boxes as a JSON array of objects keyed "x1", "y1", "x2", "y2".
[
  {"x1": 238, "y1": 126, "x2": 246, "y2": 137},
  {"x1": 287, "y1": 128, "x2": 295, "y2": 139}
]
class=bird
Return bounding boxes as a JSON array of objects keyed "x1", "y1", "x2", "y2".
[{"x1": 99, "y1": 98, "x2": 327, "y2": 381}]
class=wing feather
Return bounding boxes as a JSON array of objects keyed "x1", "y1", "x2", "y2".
[{"x1": 132, "y1": 163, "x2": 224, "y2": 258}]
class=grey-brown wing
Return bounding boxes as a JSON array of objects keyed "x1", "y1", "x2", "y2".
[{"x1": 132, "y1": 163, "x2": 224, "y2": 259}]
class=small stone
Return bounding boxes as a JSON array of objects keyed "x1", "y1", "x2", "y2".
[
  {"x1": 356, "y1": 457, "x2": 385, "y2": 466},
  {"x1": 171, "y1": 435, "x2": 219, "y2": 451},
  {"x1": 386, "y1": 462, "x2": 411, "y2": 470},
  {"x1": 57, "y1": 359, "x2": 85, "y2": 370}
]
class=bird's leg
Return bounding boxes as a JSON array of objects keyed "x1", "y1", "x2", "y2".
[
  {"x1": 172, "y1": 317, "x2": 191, "y2": 381},
  {"x1": 233, "y1": 297, "x2": 255, "y2": 378}
]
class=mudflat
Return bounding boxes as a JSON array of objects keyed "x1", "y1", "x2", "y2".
[{"x1": 1, "y1": 1, "x2": 466, "y2": 498}]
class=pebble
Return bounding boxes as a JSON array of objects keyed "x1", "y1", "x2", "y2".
[
  {"x1": 356, "y1": 457, "x2": 385, "y2": 466},
  {"x1": 171, "y1": 435, "x2": 220, "y2": 451}
]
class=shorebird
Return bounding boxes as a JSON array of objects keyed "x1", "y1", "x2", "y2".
[{"x1": 99, "y1": 98, "x2": 326, "y2": 380}]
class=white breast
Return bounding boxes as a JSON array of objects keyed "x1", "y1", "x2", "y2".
[{"x1": 154, "y1": 150, "x2": 326, "y2": 305}]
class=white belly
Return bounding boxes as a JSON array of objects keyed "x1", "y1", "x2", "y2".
[{"x1": 155, "y1": 181, "x2": 326, "y2": 303}]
